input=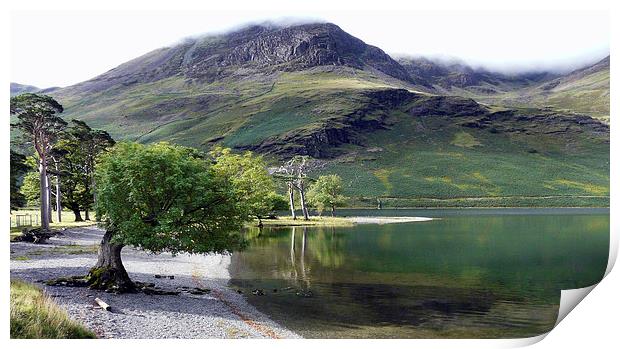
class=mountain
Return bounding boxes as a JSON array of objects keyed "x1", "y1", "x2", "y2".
[
  {"x1": 11, "y1": 82, "x2": 41, "y2": 96},
  {"x1": 19, "y1": 22, "x2": 608, "y2": 207},
  {"x1": 58, "y1": 23, "x2": 425, "y2": 97},
  {"x1": 397, "y1": 56, "x2": 610, "y2": 122},
  {"x1": 508, "y1": 56, "x2": 610, "y2": 122},
  {"x1": 10, "y1": 82, "x2": 60, "y2": 97},
  {"x1": 398, "y1": 57, "x2": 556, "y2": 92}
]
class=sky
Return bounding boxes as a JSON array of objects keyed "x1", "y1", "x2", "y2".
[{"x1": 11, "y1": 9, "x2": 610, "y2": 88}]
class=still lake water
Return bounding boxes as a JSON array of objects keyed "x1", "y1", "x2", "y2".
[{"x1": 229, "y1": 208, "x2": 609, "y2": 338}]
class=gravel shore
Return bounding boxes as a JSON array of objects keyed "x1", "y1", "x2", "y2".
[{"x1": 10, "y1": 226, "x2": 300, "y2": 339}]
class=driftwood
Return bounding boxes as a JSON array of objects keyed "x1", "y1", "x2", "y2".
[
  {"x1": 13, "y1": 228, "x2": 59, "y2": 244},
  {"x1": 94, "y1": 297, "x2": 111, "y2": 311}
]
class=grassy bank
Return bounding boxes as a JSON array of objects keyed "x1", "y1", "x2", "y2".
[
  {"x1": 10, "y1": 209, "x2": 96, "y2": 241},
  {"x1": 10, "y1": 279, "x2": 96, "y2": 339},
  {"x1": 253, "y1": 216, "x2": 355, "y2": 227}
]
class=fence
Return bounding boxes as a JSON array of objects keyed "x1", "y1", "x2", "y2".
[{"x1": 11, "y1": 214, "x2": 39, "y2": 228}]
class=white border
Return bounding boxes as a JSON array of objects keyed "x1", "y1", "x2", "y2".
[{"x1": 3, "y1": 1, "x2": 616, "y2": 348}]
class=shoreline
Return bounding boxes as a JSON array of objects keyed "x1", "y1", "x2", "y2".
[
  {"x1": 258, "y1": 215, "x2": 434, "y2": 227},
  {"x1": 346, "y1": 216, "x2": 434, "y2": 224},
  {"x1": 10, "y1": 226, "x2": 300, "y2": 339}
]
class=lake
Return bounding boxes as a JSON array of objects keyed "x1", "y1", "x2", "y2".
[{"x1": 229, "y1": 208, "x2": 609, "y2": 338}]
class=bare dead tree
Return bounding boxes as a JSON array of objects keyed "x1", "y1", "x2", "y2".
[{"x1": 272, "y1": 156, "x2": 323, "y2": 221}]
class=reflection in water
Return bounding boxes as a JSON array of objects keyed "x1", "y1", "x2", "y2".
[
  {"x1": 290, "y1": 227, "x2": 297, "y2": 281},
  {"x1": 290, "y1": 227, "x2": 311, "y2": 292},
  {"x1": 229, "y1": 209, "x2": 609, "y2": 338}
]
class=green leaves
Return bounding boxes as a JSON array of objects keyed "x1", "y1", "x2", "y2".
[
  {"x1": 10, "y1": 93, "x2": 66, "y2": 147},
  {"x1": 96, "y1": 142, "x2": 246, "y2": 254},
  {"x1": 307, "y1": 174, "x2": 347, "y2": 215},
  {"x1": 10, "y1": 151, "x2": 29, "y2": 210},
  {"x1": 52, "y1": 120, "x2": 115, "y2": 214},
  {"x1": 209, "y1": 146, "x2": 279, "y2": 220}
]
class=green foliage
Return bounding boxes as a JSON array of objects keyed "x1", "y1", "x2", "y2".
[
  {"x1": 10, "y1": 93, "x2": 66, "y2": 149},
  {"x1": 20, "y1": 172, "x2": 41, "y2": 207},
  {"x1": 10, "y1": 279, "x2": 96, "y2": 339},
  {"x1": 307, "y1": 175, "x2": 346, "y2": 215},
  {"x1": 265, "y1": 192, "x2": 290, "y2": 211},
  {"x1": 210, "y1": 146, "x2": 279, "y2": 219},
  {"x1": 53, "y1": 120, "x2": 115, "y2": 216},
  {"x1": 10, "y1": 151, "x2": 29, "y2": 210},
  {"x1": 96, "y1": 142, "x2": 246, "y2": 254}
]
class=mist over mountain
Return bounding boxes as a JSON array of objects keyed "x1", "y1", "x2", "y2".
[{"x1": 58, "y1": 23, "x2": 428, "y2": 97}]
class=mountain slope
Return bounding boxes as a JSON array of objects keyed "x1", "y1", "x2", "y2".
[
  {"x1": 10, "y1": 82, "x2": 60, "y2": 97},
  {"x1": 38, "y1": 22, "x2": 608, "y2": 207},
  {"x1": 11, "y1": 83, "x2": 41, "y2": 96},
  {"x1": 518, "y1": 56, "x2": 610, "y2": 122},
  {"x1": 398, "y1": 57, "x2": 556, "y2": 92},
  {"x1": 57, "y1": 23, "x2": 425, "y2": 97},
  {"x1": 397, "y1": 56, "x2": 610, "y2": 122}
]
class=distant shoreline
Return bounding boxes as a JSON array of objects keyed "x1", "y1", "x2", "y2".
[{"x1": 346, "y1": 216, "x2": 433, "y2": 224}]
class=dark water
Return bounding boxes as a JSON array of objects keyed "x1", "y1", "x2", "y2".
[{"x1": 229, "y1": 208, "x2": 609, "y2": 338}]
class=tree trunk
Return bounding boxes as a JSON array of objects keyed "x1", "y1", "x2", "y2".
[
  {"x1": 87, "y1": 229, "x2": 135, "y2": 293},
  {"x1": 72, "y1": 209, "x2": 83, "y2": 222},
  {"x1": 92, "y1": 175, "x2": 100, "y2": 222},
  {"x1": 331, "y1": 205, "x2": 335, "y2": 217},
  {"x1": 55, "y1": 174, "x2": 62, "y2": 223},
  {"x1": 298, "y1": 183, "x2": 309, "y2": 221},
  {"x1": 288, "y1": 182, "x2": 297, "y2": 220},
  {"x1": 47, "y1": 175, "x2": 53, "y2": 223},
  {"x1": 39, "y1": 159, "x2": 50, "y2": 231},
  {"x1": 83, "y1": 177, "x2": 91, "y2": 220}
]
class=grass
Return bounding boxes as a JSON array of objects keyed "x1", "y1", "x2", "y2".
[
  {"x1": 10, "y1": 279, "x2": 96, "y2": 339},
  {"x1": 254, "y1": 216, "x2": 355, "y2": 227},
  {"x1": 324, "y1": 106, "x2": 609, "y2": 206},
  {"x1": 10, "y1": 209, "x2": 97, "y2": 241},
  {"x1": 347, "y1": 196, "x2": 609, "y2": 208},
  {"x1": 12, "y1": 255, "x2": 31, "y2": 261},
  {"x1": 451, "y1": 131, "x2": 482, "y2": 148},
  {"x1": 11, "y1": 244, "x2": 99, "y2": 261}
]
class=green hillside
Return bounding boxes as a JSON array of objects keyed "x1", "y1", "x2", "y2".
[
  {"x1": 407, "y1": 56, "x2": 610, "y2": 123},
  {"x1": 26, "y1": 23, "x2": 608, "y2": 207}
]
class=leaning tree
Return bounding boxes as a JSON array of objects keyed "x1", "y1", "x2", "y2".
[
  {"x1": 11, "y1": 94, "x2": 66, "y2": 230},
  {"x1": 70, "y1": 142, "x2": 247, "y2": 292}
]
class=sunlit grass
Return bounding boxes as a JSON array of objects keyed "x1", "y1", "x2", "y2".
[
  {"x1": 10, "y1": 209, "x2": 96, "y2": 241},
  {"x1": 10, "y1": 279, "x2": 96, "y2": 339}
]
